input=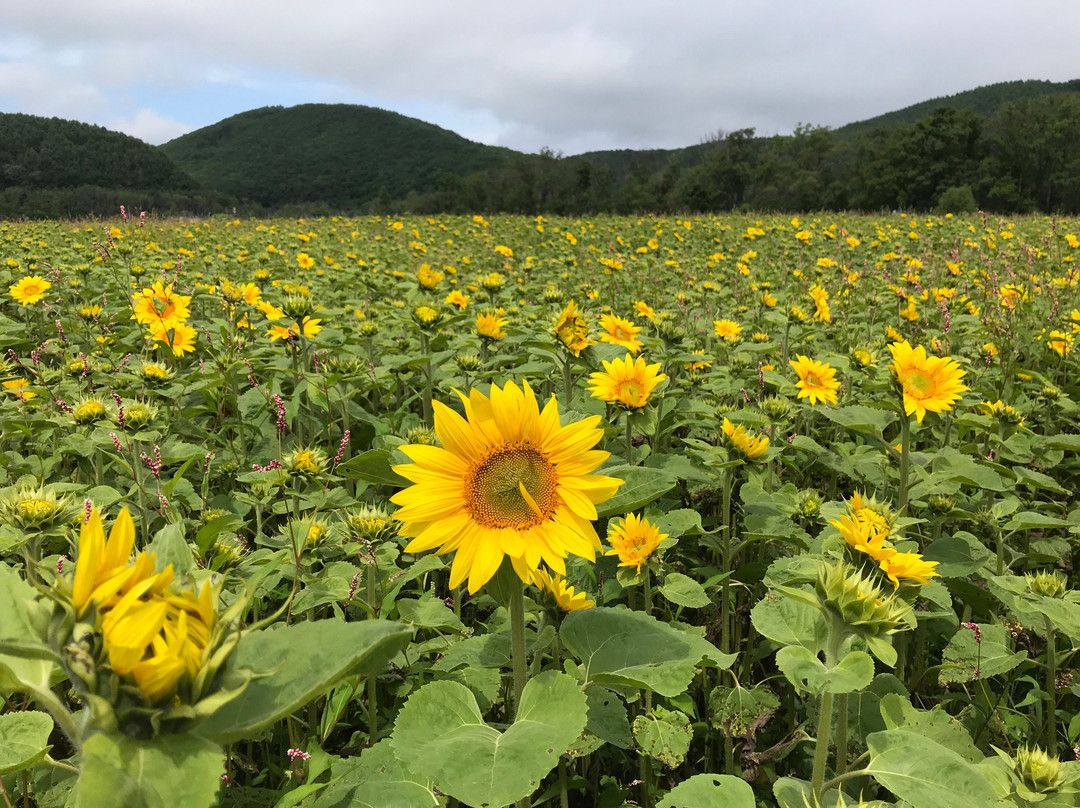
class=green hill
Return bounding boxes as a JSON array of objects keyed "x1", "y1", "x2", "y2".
[
  {"x1": 834, "y1": 78, "x2": 1080, "y2": 138},
  {"x1": 159, "y1": 104, "x2": 516, "y2": 210}
]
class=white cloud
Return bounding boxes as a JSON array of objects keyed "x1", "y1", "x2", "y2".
[
  {"x1": 106, "y1": 108, "x2": 193, "y2": 145},
  {"x1": 0, "y1": 1, "x2": 1077, "y2": 154},
  {"x1": 0, "y1": 61, "x2": 104, "y2": 120}
]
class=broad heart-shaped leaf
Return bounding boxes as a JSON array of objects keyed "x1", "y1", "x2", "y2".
[
  {"x1": 658, "y1": 572, "x2": 711, "y2": 609},
  {"x1": 750, "y1": 591, "x2": 828, "y2": 654},
  {"x1": 987, "y1": 574, "x2": 1080, "y2": 644},
  {"x1": 0, "y1": 562, "x2": 54, "y2": 692},
  {"x1": 657, "y1": 773, "x2": 756, "y2": 808},
  {"x1": 632, "y1": 708, "x2": 692, "y2": 767},
  {"x1": 820, "y1": 404, "x2": 896, "y2": 438},
  {"x1": 939, "y1": 622, "x2": 1026, "y2": 685},
  {"x1": 865, "y1": 729, "x2": 996, "y2": 808},
  {"x1": 878, "y1": 694, "x2": 982, "y2": 762},
  {"x1": 195, "y1": 619, "x2": 411, "y2": 745},
  {"x1": 337, "y1": 449, "x2": 408, "y2": 487},
  {"x1": 74, "y1": 733, "x2": 224, "y2": 808},
  {"x1": 390, "y1": 671, "x2": 587, "y2": 808},
  {"x1": 310, "y1": 740, "x2": 438, "y2": 808},
  {"x1": 776, "y1": 647, "x2": 873, "y2": 695},
  {"x1": 0, "y1": 711, "x2": 52, "y2": 775},
  {"x1": 561, "y1": 608, "x2": 734, "y2": 697},
  {"x1": 584, "y1": 686, "x2": 633, "y2": 748},
  {"x1": 595, "y1": 465, "x2": 677, "y2": 518}
]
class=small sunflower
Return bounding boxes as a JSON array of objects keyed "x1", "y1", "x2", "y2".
[
  {"x1": 605, "y1": 513, "x2": 667, "y2": 573},
  {"x1": 532, "y1": 567, "x2": 594, "y2": 611},
  {"x1": 554, "y1": 300, "x2": 591, "y2": 356},
  {"x1": 9, "y1": 275, "x2": 52, "y2": 306},
  {"x1": 598, "y1": 313, "x2": 643, "y2": 354},
  {"x1": 713, "y1": 319, "x2": 742, "y2": 342},
  {"x1": 391, "y1": 381, "x2": 623, "y2": 594},
  {"x1": 788, "y1": 356, "x2": 840, "y2": 406},
  {"x1": 475, "y1": 312, "x2": 508, "y2": 341},
  {"x1": 587, "y1": 354, "x2": 666, "y2": 410},
  {"x1": 888, "y1": 340, "x2": 968, "y2": 422}
]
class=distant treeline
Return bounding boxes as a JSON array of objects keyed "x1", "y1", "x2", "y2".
[{"x1": 394, "y1": 93, "x2": 1080, "y2": 216}]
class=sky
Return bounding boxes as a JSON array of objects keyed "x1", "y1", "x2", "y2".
[{"x1": 1, "y1": 1, "x2": 1077, "y2": 155}]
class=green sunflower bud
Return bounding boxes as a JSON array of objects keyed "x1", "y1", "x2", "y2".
[
  {"x1": 1025, "y1": 570, "x2": 1068, "y2": 599},
  {"x1": 816, "y1": 562, "x2": 912, "y2": 639},
  {"x1": 1014, "y1": 745, "x2": 1065, "y2": 794}
]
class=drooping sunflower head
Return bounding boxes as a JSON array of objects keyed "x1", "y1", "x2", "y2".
[
  {"x1": 720, "y1": 418, "x2": 769, "y2": 460},
  {"x1": 554, "y1": 300, "x2": 591, "y2": 356},
  {"x1": 391, "y1": 380, "x2": 623, "y2": 594},
  {"x1": 877, "y1": 551, "x2": 940, "y2": 590},
  {"x1": 587, "y1": 354, "x2": 666, "y2": 410},
  {"x1": 788, "y1": 355, "x2": 840, "y2": 406},
  {"x1": 532, "y1": 566, "x2": 594, "y2": 612},
  {"x1": 888, "y1": 340, "x2": 968, "y2": 422}
]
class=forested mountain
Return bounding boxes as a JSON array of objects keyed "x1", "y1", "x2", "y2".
[
  {"x1": 1, "y1": 79, "x2": 1078, "y2": 219},
  {"x1": 0, "y1": 113, "x2": 230, "y2": 218},
  {"x1": 160, "y1": 104, "x2": 516, "y2": 212}
]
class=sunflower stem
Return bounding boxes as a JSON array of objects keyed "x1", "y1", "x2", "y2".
[
  {"x1": 366, "y1": 563, "x2": 378, "y2": 746},
  {"x1": 720, "y1": 466, "x2": 734, "y2": 655},
  {"x1": 1046, "y1": 619, "x2": 1058, "y2": 755},
  {"x1": 624, "y1": 411, "x2": 635, "y2": 466},
  {"x1": 509, "y1": 577, "x2": 528, "y2": 719},
  {"x1": 898, "y1": 413, "x2": 911, "y2": 515},
  {"x1": 561, "y1": 354, "x2": 574, "y2": 407}
]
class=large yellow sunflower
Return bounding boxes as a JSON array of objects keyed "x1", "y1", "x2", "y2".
[
  {"x1": 888, "y1": 340, "x2": 968, "y2": 422},
  {"x1": 788, "y1": 355, "x2": 840, "y2": 406},
  {"x1": 587, "y1": 354, "x2": 666, "y2": 410},
  {"x1": 391, "y1": 381, "x2": 623, "y2": 594},
  {"x1": 9, "y1": 275, "x2": 51, "y2": 306}
]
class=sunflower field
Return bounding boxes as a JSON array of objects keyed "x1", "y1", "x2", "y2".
[{"x1": 1, "y1": 210, "x2": 1080, "y2": 807}]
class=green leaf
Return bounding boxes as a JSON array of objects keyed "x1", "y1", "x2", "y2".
[
  {"x1": 0, "y1": 562, "x2": 54, "y2": 691},
  {"x1": 922, "y1": 532, "x2": 991, "y2": 578},
  {"x1": 658, "y1": 573, "x2": 711, "y2": 609},
  {"x1": 397, "y1": 594, "x2": 466, "y2": 633},
  {"x1": 584, "y1": 687, "x2": 633, "y2": 749},
  {"x1": 74, "y1": 733, "x2": 224, "y2": 808},
  {"x1": 337, "y1": 449, "x2": 408, "y2": 487},
  {"x1": 750, "y1": 591, "x2": 828, "y2": 654},
  {"x1": 390, "y1": 671, "x2": 587, "y2": 808},
  {"x1": 195, "y1": 619, "x2": 411, "y2": 745},
  {"x1": 1004, "y1": 511, "x2": 1072, "y2": 532},
  {"x1": 939, "y1": 622, "x2": 1026, "y2": 685},
  {"x1": 146, "y1": 521, "x2": 194, "y2": 577},
  {"x1": 820, "y1": 405, "x2": 896, "y2": 437},
  {"x1": 561, "y1": 608, "x2": 734, "y2": 697},
  {"x1": 595, "y1": 465, "x2": 677, "y2": 517},
  {"x1": 776, "y1": 647, "x2": 874, "y2": 695},
  {"x1": 878, "y1": 694, "x2": 982, "y2": 762},
  {"x1": 310, "y1": 740, "x2": 438, "y2": 808},
  {"x1": 657, "y1": 773, "x2": 756, "y2": 808},
  {"x1": 708, "y1": 685, "x2": 779, "y2": 737},
  {"x1": 865, "y1": 729, "x2": 996, "y2": 808},
  {"x1": 632, "y1": 708, "x2": 692, "y2": 768},
  {"x1": 650, "y1": 508, "x2": 703, "y2": 539},
  {"x1": 0, "y1": 711, "x2": 52, "y2": 775}
]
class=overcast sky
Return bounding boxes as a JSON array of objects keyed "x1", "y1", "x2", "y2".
[{"x1": 1, "y1": 1, "x2": 1076, "y2": 155}]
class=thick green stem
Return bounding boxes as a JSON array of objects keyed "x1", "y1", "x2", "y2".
[
  {"x1": 562, "y1": 355, "x2": 574, "y2": 407},
  {"x1": 624, "y1": 411, "x2": 635, "y2": 466},
  {"x1": 1046, "y1": 620, "x2": 1058, "y2": 756},
  {"x1": 835, "y1": 693, "x2": 849, "y2": 778},
  {"x1": 898, "y1": 414, "x2": 911, "y2": 515},
  {"x1": 366, "y1": 564, "x2": 378, "y2": 746},
  {"x1": 642, "y1": 568, "x2": 652, "y2": 616},
  {"x1": 812, "y1": 691, "x2": 835, "y2": 802},
  {"x1": 31, "y1": 687, "x2": 80, "y2": 748},
  {"x1": 559, "y1": 755, "x2": 570, "y2": 808},
  {"x1": 720, "y1": 467, "x2": 734, "y2": 655},
  {"x1": 419, "y1": 332, "x2": 433, "y2": 427},
  {"x1": 509, "y1": 577, "x2": 528, "y2": 718}
]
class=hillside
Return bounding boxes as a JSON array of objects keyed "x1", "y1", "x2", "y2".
[
  {"x1": 160, "y1": 104, "x2": 516, "y2": 210},
  {"x1": 834, "y1": 78, "x2": 1080, "y2": 138}
]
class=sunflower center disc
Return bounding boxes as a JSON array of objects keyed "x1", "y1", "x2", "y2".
[
  {"x1": 465, "y1": 443, "x2": 557, "y2": 529},
  {"x1": 616, "y1": 380, "x2": 644, "y2": 404},
  {"x1": 902, "y1": 367, "x2": 934, "y2": 397}
]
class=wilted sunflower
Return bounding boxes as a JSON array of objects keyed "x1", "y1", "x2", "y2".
[
  {"x1": 788, "y1": 355, "x2": 840, "y2": 406},
  {"x1": 888, "y1": 340, "x2": 968, "y2": 422},
  {"x1": 588, "y1": 354, "x2": 666, "y2": 410},
  {"x1": 391, "y1": 380, "x2": 623, "y2": 594},
  {"x1": 598, "y1": 313, "x2": 643, "y2": 354}
]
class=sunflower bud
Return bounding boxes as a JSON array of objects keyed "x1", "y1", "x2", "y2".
[
  {"x1": 345, "y1": 504, "x2": 396, "y2": 544},
  {"x1": 282, "y1": 446, "x2": 329, "y2": 477},
  {"x1": 795, "y1": 489, "x2": 822, "y2": 519},
  {"x1": 359, "y1": 321, "x2": 380, "y2": 338},
  {"x1": 1025, "y1": 570, "x2": 1068, "y2": 599},
  {"x1": 816, "y1": 562, "x2": 912, "y2": 639},
  {"x1": 455, "y1": 352, "x2": 482, "y2": 372},
  {"x1": 404, "y1": 426, "x2": 437, "y2": 446},
  {"x1": 543, "y1": 287, "x2": 564, "y2": 302},
  {"x1": 927, "y1": 494, "x2": 955, "y2": 514},
  {"x1": 761, "y1": 395, "x2": 793, "y2": 421},
  {"x1": 282, "y1": 293, "x2": 316, "y2": 319},
  {"x1": 1014, "y1": 745, "x2": 1065, "y2": 794}
]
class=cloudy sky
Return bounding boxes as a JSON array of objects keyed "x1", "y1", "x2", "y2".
[{"x1": 1, "y1": 1, "x2": 1076, "y2": 155}]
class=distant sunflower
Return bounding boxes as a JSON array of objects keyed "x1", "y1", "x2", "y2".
[
  {"x1": 391, "y1": 381, "x2": 623, "y2": 594},
  {"x1": 888, "y1": 340, "x2": 968, "y2": 422},
  {"x1": 788, "y1": 355, "x2": 840, "y2": 406},
  {"x1": 554, "y1": 300, "x2": 591, "y2": 356},
  {"x1": 605, "y1": 513, "x2": 667, "y2": 573},
  {"x1": 713, "y1": 319, "x2": 742, "y2": 342},
  {"x1": 532, "y1": 567, "x2": 594, "y2": 611},
  {"x1": 587, "y1": 354, "x2": 666, "y2": 410},
  {"x1": 598, "y1": 313, "x2": 643, "y2": 354}
]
